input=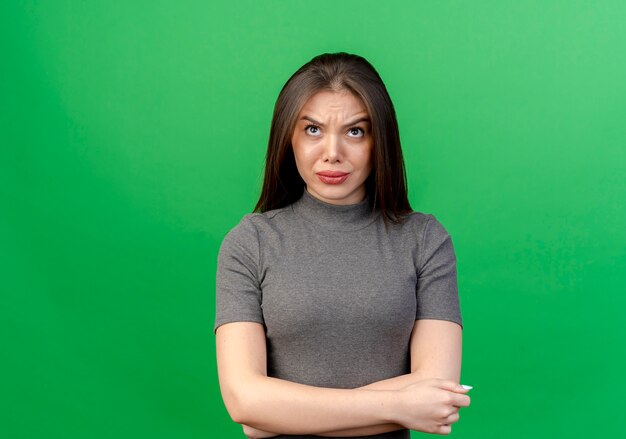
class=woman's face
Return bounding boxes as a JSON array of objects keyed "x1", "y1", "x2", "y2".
[{"x1": 291, "y1": 89, "x2": 373, "y2": 205}]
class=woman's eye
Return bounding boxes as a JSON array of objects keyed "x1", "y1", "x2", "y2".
[
  {"x1": 305, "y1": 125, "x2": 321, "y2": 136},
  {"x1": 347, "y1": 127, "x2": 365, "y2": 138}
]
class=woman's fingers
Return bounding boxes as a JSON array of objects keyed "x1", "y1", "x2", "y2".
[
  {"x1": 437, "y1": 412, "x2": 459, "y2": 436},
  {"x1": 452, "y1": 392, "x2": 471, "y2": 408},
  {"x1": 443, "y1": 410, "x2": 460, "y2": 425},
  {"x1": 436, "y1": 424, "x2": 452, "y2": 435},
  {"x1": 431, "y1": 379, "x2": 472, "y2": 408},
  {"x1": 432, "y1": 379, "x2": 472, "y2": 394},
  {"x1": 397, "y1": 379, "x2": 472, "y2": 433}
]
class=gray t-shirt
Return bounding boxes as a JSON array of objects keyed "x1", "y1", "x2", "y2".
[{"x1": 215, "y1": 190, "x2": 462, "y2": 439}]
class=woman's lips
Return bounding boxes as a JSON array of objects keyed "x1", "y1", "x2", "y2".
[{"x1": 316, "y1": 171, "x2": 350, "y2": 184}]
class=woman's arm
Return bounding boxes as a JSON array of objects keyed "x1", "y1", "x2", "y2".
[
  {"x1": 217, "y1": 321, "x2": 469, "y2": 436},
  {"x1": 217, "y1": 321, "x2": 397, "y2": 434},
  {"x1": 300, "y1": 319, "x2": 465, "y2": 437},
  {"x1": 349, "y1": 318, "x2": 463, "y2": 393},
  {"x1": 407, "y1": 319, "x2": 462, "y2": 380}
]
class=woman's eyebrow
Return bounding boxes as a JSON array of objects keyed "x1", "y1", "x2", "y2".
[
  {"x1": 343, "y1": 117, "x2": 371, "y2": 128},
  {"x1": 300, "y1": 115, "x2": 371, "y2": 128}
]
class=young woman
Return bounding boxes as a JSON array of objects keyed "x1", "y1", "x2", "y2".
[{"x1": 214, "y1": 53, "x2": 471, "y2": 439}]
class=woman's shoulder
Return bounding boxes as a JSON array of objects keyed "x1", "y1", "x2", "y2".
[
  {"x1": 396, "y1": 210, "x2": 452, "y2": 241},
  {"x1": 236, "y1": 204, "x2": 294, "y2": 229},
  {"x1": 221, "y1": 205, "x2": 294, "y2": 243}
]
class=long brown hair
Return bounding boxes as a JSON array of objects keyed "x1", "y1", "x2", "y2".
[{"x1": 254, "y1": 52, "x2": 412, "y2": 223}]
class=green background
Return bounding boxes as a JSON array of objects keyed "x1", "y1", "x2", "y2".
[{"x1": 2, "y1": 1, "x2": 625, "y2": 438}]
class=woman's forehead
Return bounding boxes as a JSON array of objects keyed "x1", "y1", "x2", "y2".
[{"x1": 299, "y1": 90, "x2": 368, "y2": 118}]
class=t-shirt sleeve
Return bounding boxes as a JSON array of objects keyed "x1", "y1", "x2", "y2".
[
  {"x1": 214, "y1": 215, "x2": 265, "y2": 333},
  {"x1": 415, "y1": 214, "x2": 463, "y2": 328}
]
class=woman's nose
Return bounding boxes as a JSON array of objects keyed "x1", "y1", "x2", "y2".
[{"x1": 322, "y1": 134, "x2": 341, "y2": 163}]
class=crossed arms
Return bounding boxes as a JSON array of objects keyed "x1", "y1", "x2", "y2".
[{"x1": 215, "y1": 318, "x2": 469, "y2": 437}]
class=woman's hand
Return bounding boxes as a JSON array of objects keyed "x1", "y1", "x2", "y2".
[
  {"x1": 393, "y1": 378, "x2": 471, "y2": 435},
  {"x1": 242, "y1": 424, "x2": 278, "y2": 439}
]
